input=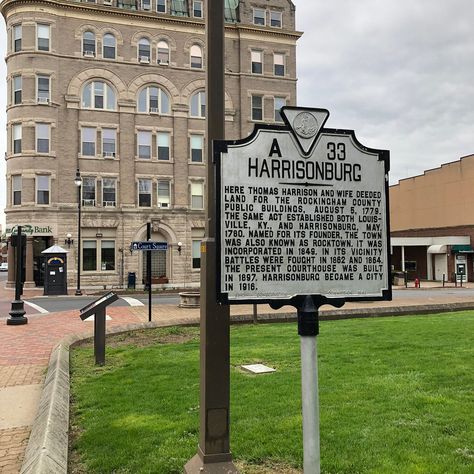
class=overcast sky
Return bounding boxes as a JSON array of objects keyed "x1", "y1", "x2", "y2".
[{"x1": 1, "y1": 0, "x2": 474, "y2": 227}]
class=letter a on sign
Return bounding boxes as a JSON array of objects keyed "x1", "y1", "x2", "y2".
[{"x1": 269, "y1": 138, "x2": 282, "y2": 157}]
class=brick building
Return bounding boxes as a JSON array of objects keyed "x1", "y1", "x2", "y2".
[
  {"x1": 390, "y1": 154, "x2": 474, "y2": 282},
  {"x1": 1, "y1": 0, "x2": 301, "y2": 289}
]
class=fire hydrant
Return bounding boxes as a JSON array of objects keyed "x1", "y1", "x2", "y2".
[{"x1": 414, "y1": 277, "x2": 420, "y2": 288}]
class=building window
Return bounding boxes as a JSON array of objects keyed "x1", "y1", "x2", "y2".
[
  {"x1": 137, "y1": 86, "x2": 170, "y2": 114},
  {"x1": 191, "y1": 182, "x2": 204, "y2": 209},
  {"x1": 81, "y1": 127, "x2": 96, "y2": 156},
  {"x1": 157, "y1": 180, "x2": 170, "y2": 208},
  {"x1": 193, "y1": 0, "x2": 203, "y2": 17},
  {"x1": 12, "y1": 175, "x2": 21, "y2": 205},
  {"x1": 138, "y1": 38, "x2": 151, "y2": 62},
  {"x1": 157, "y1": 0, "x2": 166, "y2": 12},
  {"x1": 12, "y1": 75, "x2": 22, "y2": 105},
  {"x1": 37, "y1": 75, "x2": 50, "y2": 103},
  {"x1": 157, "y1": 132, "x2": 170, "y2": 160},
  {"x1": 274, "y1": 97, "x2": 286, "y2": 122},
  {"x1": 82, "y1": 81, "x2": 116, "y2": 110},
  {"x1": 12, "y1": 124, "x2": 21, "y2": 154},
  {"x1": 253, "y1": 8, "x2": 265, "y2": 26},
  {"x1": 83, "y1": 240, "x2": 97, "y2": 271},
  {"x1": 270, "y1": 11, "x2": 282, "y2": 28},
  {"x1": 190, "y1": 44, "x2": 202, "y2": 68},
  {"x1": 82, "y1": 31, "x2": 96, "y2": 56},
  {"x1": 37, "y1": 24, "x2": 50, "y2": 51},
  {"x1": 36, "y1": 175, "x2": 50, "y2": 205},
  {"x1": 36, "y1": 123, "x2": 50, "y2": 153},
  {"x1": 102, "y1": 128, "x2": 116, "y2": 157},
  {"x1": 102, "y1": 178, "x2": 116, "y2": 207},
  {"x1": 137, "y1": 131, "x2": 152, "y2": 159},
  {"x1": 190, "y1": 134, "x2": 203, "y2": 163},
  {"x1": 82, "y1": 177, "x2": 96, "y2": 206},
  {"x1": 138, "y1": 179, "x2": 152, "y2": 207},
  {"x1": 192, "y1": 240, "x2": 201, "y2": 269},
  {"x1": 103, "y1": 33, "x2": 116, "y2": 59},
  {"x1": 274, "y1": 53, "x2": 285, "y2": 76},
  {"x1": 101, "y1": 241, "x2": 116, "y2": 270},
  {"x1": 157, "y1": 40, "x2": 169, "y2": 64},
  {"x1": 251, "y1": 50, "x2": 263, "y2": 74},
  {"x1": 190, "y1": 91, "x2": 206, "y2": 117},
  {"x1": 251, "y1": 95, "x2": 263, "y2": 121},
  {"x1": 13, "y1": 25, "x2": 22, "y2": 52},
  {"x1": 141, "y1": 0, "x2": 151, "y2": 10},
  {"x1": 171, "y1": 0, "x2": 188, "y2": 16}
]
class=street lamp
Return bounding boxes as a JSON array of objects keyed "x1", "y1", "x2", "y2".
[
  {"x1": 64, "y1": 233, "x2": 74, "y2": 248},
  {"x1": 74, "y1": 169, "x2": 83, "y2": 296}
]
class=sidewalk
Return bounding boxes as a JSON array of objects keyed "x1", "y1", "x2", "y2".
[{"x1": 1, "y1": 284, "x2": 474, "y2": 472}]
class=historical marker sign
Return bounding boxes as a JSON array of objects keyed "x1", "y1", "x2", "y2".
[{"x1": 216, "y1": 107, "x2": 391, "y2": 303}]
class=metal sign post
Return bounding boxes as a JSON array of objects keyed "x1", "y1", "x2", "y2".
[{"x1": 215, "y1": 107, "x2": 392, "y2": 471}]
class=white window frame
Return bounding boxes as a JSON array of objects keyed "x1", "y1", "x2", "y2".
[
  {"x1": 12, "y1": 175, "x2": 22, "y2": 206},
  {"x1": 193, "y1": 0, "x2": 203, "y2": 18},
  {"x1": 157, "y1": 0, "x2": 166, "y2": 13},
  {"x1": 82, "y1": 31, "x2": 96, "y2": 56},
  {"x1": 103, "y1": 33, "x2": 116, "y2": 59},
  {"x1": 190, "y1": 44, "x2": 203, "y2": 69},
  {"x1": 37, "y1": 75, "x2": 50, "y2": 103},
  {"x1": 274, "y1": 52, "x2": 285, "y2": 76},
  {"x1": 251, "y1": 50, "x2": 263, "y2": 74},
  {"x1": 190, "y1": 181, "x2": 204, "y2": 209},
  {"x1": 270, "y1": 10, "x2": 282, "y2": 28},
  {"x1": 138, "y1": 37, "x2": 151, "y2": 62},
  {"x1": 81, "y1": 127, "x2": 96, "y2": 156},
  {"x1": 36, "y1": 175, "x2": 50, "y2": 205},
  {"x1": 157, "y1": 40, "x2": 169, "y2": 64},
  {"x1": 190, "y1": 91, "x2": 206, "y2": 118},
  {"x1": 13, "y1": 25, "x2": 22, "y2": 52},
  {"x1": 138, "y1": 178, "x2": 152, "y2": 207},
  {"x1": 12, "y1": 75, "x2": 22, "y2": 105},
  {"x1": 12, "y1": 124, "x2": 22, "y2": 154},
  {"x1": 82, "y1": 176, "x2": 97, "y2": 207},
  {"x1": 102, "y1": 177, "x2": 117, "y2": 207},
  {"x1": 82, "y1": 81, "x2": 116, "y2": 110},
  {"x1": 137, "y1": 130, "x2": 152, "y2": 159},
  {"x1": 157, "y1": 132, "x2": 170, "y2": 161},
  {"x1": 251, "y1": 95, "x2": 264, "y2": 121},
  {"x1": 274, "y1": 97, "x2": 286, "y2": 123},
  {"x1": 83, "y1": 240, "x2": 115, "y2": 272},
  {"x1": 190, "y1": 134, "x2": 203, "y2": 163},
  {"x1": 36, "y1": 123, "x2": 50, "y2": 153},
  {"x1": 137, "y1": 86, "x2": 170, "y2": 114},
  {"x1": 102, "y1": 128, "x2": 116, "y2": 157},
  {"x1": 253, "y1": 8, "x2": 266, "y2": 26},
  {"x1": 36, "y1": 23, "x2": 50, "y2": 51},
  {"x1": 157, "y1": 180, "x2": 171, "y2": 208}
]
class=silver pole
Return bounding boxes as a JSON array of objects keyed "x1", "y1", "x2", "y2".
[{"x1": 300, "y1": 335, "x2": 320, "y2": 474}]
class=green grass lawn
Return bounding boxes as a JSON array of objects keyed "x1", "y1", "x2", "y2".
[{"x1": 69, "y1": 312, "x2": 474, "y2": 473}]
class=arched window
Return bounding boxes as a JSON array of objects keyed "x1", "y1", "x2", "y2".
[
  {"x1": 137, "y1": 86, "x2": 170, "y2": 114},
  {"x1": 138, "y1": 38, "x2": 151, "y2": 62},
  {"x1": 157, "y1": 40, "x2": 169, "y2": 65},
  {"x1": 82, "y1": 81, "x2": 116, "y2": 110},
  {"x1": 103, "y1": 33, "x2": 116, "y2": 59},
  {"x1": 190, "y1": 44, "x2": 202, "y2": 68},
  {"x1": 190, "y1": 91, "x2": 205, "y2": 117},
  {"x1": 83, "y1": 31, "x2": 96, "y2": 56}
]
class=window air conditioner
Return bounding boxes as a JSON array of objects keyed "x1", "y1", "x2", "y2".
[
  {"x1": 37, "y1": 97, "x2": 49, "y2": 104},
  {"x1": 157, "y1": 59, "x2": 169, "y2": 65},
  {"x1": 83, "y1": 199, "x2": 96, "y2": 206},
  {"x1": 103, "y1": 151, "x2": 115, "y2": 158},
  {"x1": 158, "y1": 202, "x2": 169, "y2": 208},
  {"x1": 142, "y1": 3, "x2": 151, "y2": 10},
  {"x1": 139, "y1": 56, "x2": 150, "y2": 64},
  {"x1": 104, "y1": 201, "x2": 116, "y2": 207},
  {"x1": 84, "y1": 50, "x2": 95, "y2": 57},
  {"x1": 104, "y1": 0, "x2": 112, "y2": 5},
  {"x1": 149, "y1": 107, "x2": 159, "y2": 113}
]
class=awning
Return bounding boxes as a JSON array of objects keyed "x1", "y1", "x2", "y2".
[
  {"x1": 451, "y1": 245, "x2": 474, "y2": 253},
  {"x1": 427, "y1": 245, "x2": 447, "y2": 254}
]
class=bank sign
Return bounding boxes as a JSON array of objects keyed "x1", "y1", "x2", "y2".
[{"x1": 216, "y1": 107, "x2": 391, "y2": 303}]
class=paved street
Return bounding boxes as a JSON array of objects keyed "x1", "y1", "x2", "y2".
[{"x1": 1, "y1": 278, "x2": 474, "y2": 472}]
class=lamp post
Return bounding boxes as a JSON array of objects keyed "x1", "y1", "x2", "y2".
[
  {"x1": 177, "y1": 241, "x2": 184, "y2": 289},
  {"x1": 74, "y1": 169, "x2": 83, "y2": 296}
]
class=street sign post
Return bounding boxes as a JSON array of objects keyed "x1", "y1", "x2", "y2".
[
  {"x1": 216, "y1": 107, "x2": 391, "y2": 473},
  {"x1": 131, "y1": 241, "x2": 168, "y2": 251}
]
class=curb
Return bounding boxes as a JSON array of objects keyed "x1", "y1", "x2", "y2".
[{"x1": 20, "y1": 302, "x2": 474, "y2": 473}]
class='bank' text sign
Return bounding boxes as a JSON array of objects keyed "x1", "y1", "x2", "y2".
[{"x1": 216, "y1": 107, "x2": 391, "y2": 303}]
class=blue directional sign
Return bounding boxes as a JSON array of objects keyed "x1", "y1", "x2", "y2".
[{"x1": 131, "y1": 241, "x2": 168, "y2": 251}]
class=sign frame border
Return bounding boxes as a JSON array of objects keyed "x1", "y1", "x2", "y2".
[{"x1": 215, "y1": 116, "x2": 392, "y2": 306}]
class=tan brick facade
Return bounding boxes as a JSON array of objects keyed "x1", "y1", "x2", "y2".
[{"x1": 1, "y1": 0, "x2": 301, "y2": 288}]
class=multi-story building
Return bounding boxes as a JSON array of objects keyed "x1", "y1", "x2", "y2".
[{"x1": 1, "y1": 0, "x2": 301, "y2": 289}]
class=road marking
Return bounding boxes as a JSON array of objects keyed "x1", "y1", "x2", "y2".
[
  {"x1": 121, "y1": 296, "x2": 144, "y2": 307},
  {"x1": 83, "y1": 314, "x2": 112, "y2": 321},
  {"x1": 24, "y1": 300, "x2": 49, "y2": 314}
]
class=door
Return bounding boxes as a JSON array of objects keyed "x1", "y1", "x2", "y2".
[{"x1": 434, "y1": 254, "x2": 447, "y2": 281}]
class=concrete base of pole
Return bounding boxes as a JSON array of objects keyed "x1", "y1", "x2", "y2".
[
  {"x1": 184, "y1": 453, "x2": 239, "y2": 473},
  {"x1": 75, "y1": 289, "x2": 83, "y2": 296},
  {"x1": 7, "y1": 299, "x2": 28, "y2": 325},
  {"x1": 300, "y1": 335, "x2": 320, "y2": 474}
]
